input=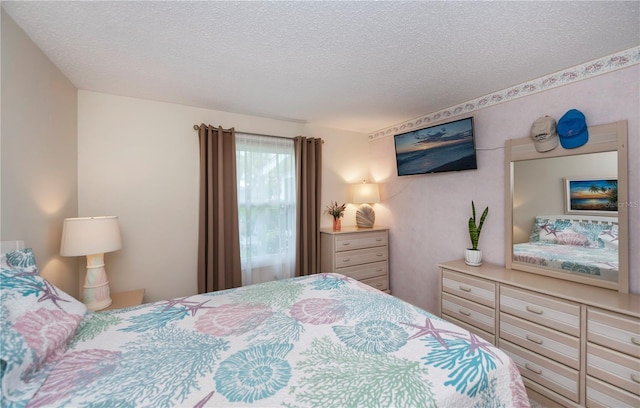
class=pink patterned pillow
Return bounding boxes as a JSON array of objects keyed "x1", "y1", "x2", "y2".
[
  {"x1": 556, "y1": 233, "x2": 590, "y2": 247},
  {"x1": 1, "y1": 251, "x2": 86, "y2": 406}
]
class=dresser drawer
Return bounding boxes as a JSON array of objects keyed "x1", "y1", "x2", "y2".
[
  {"x1": 334, "y1": 246, "x2": 387, "y2": 269},
  {"x1": 500, "y1": 312, "x2": 580, "y2": 369},
  {"x1": 586, "y1": 375, "x2": 640, "y2": 408},
  {"x1": 500, "y1": 286, "x2": 580, "y2": 337},
  {"x1": 338, "y1": 261, "x2": 387, "y2": 281},
  {"x1": 444, "y1": 314, "x2": 495, "y2": 345},
  {"x1": 334, "y1": 231, "x2": 388, "y2": 252},
  {"x1": 442, "y1": 292, "x2": 495, "y2": 334},
  {"x1": 588, "y1": 308, "x2": 640, "y2": 359},
  {"x1": 360, "y1": 275, "x2": 389, "y2": 292},
  {"x1": 442, "y1": 270, "x2": 495, "y2": 308},
  {"x1": 501, "y1": 340, "x2": 579, "y2": 403},
  {"x1": 587, "y1": 342, "x2": 640, "y2": 395}
]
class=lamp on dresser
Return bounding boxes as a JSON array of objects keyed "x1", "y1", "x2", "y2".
[
  {"x1": 60, "y1": 216, "x2": 122, "y2": 311},
  {"x1": 351, "y1": 180, "x2": 380, "y2": 228}
]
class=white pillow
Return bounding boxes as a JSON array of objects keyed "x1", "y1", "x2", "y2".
[{"x1": 1, "y1": 249, "x2": 87, "y2": 405}]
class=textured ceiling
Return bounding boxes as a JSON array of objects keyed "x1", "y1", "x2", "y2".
[{"x1": 3, "y1": 1, "x2": 639, "y2": 134}]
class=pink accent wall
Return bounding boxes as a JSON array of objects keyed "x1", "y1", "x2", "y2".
[{"x1": 370, "y1": 66, "x2": 639, "y2": 314}]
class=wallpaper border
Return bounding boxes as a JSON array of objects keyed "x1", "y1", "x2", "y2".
[{"x1": 369, "y1": 46, "x2": 640, "y2": 140}]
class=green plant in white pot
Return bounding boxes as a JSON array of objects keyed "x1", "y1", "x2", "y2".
[{"x1": 465, "y1": 201, "x2": 488, "y2": 266}]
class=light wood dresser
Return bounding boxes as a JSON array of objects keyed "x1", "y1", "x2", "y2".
[
  {"x1": 439, "y1": 259, "x2": 640, "y2": 408},
  {"x1": 320, "y1": 226, "x2": 389, "y2": 293}
]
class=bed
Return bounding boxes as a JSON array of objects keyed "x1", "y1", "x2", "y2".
[
  {"x1": 1, "y1": 246, "x2": 530, "y2": 408},
  {"x1": 513, "y1": 215, "x2": 618, "y2": 281}
]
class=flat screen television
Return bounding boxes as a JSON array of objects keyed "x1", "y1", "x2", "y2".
[{"x1": 393, "y1": 117, "x2": 477, "y2": 176}]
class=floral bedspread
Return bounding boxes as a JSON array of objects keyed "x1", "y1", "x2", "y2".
[
  {"x1": 513, "y1": 242, "x2": 618, "y2": 282},
  {"x1": 29, "y1": 274, "x2": 529, "y2": 407}
]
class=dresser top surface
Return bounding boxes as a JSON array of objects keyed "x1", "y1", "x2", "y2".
[
  {"x1": 320, "y1": 226, "x2": 388, "y2": 235},
  {"x1": 439, "y1": 259, "x2": 640, "y2": 317}
]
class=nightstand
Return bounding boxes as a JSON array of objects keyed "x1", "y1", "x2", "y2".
[
  {"x1": 101, "y1": 289, "x2": 145, "y2": 311},
  {"x1": 320, "y1": 226, "x2": 390, "y2": 293}
]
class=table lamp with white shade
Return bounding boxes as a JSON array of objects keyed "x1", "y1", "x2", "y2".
[
  {"x1": 60, "y1": 216, "x2": 122, "y2": 311},
  {"x1": 351, "y1": 181, "x2": 380, "y2": 228}
]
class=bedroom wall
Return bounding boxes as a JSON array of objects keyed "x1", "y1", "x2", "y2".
[
  {"x1": 0, "y1": 10, "x2": 79, "y2": 296},
  {"x1": 77, "y1": 91, "x2": 369, "y2": 302},
  {"x1": 370, "y1": 65, "x2": 639, "y2": 314},
  {"x1": 4, "y1": 6, "x2": 636, "y2": 309}
]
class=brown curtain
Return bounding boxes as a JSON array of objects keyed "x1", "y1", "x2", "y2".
[
  {"x1": 197, "y1": 124, "x2": 242, "y2": 293},
  {"x1": 294, "y1": 136, "x2": 322, "y2": 276}
]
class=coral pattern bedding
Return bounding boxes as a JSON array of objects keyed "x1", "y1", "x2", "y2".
[
  {"x1": 2, "y1": 248, "x2": 529, "y2": 408},
  {"x1": 513, "y1": 242, "x2": 618, "y2": 280},
  {"x1": 513, "y1": 216, "x2": 618, "y2": 281}
]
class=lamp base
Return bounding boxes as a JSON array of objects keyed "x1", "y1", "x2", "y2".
[
  {"x1": 82, "y1": 253, "x2": 112, "y2": 311},
  {"x1": 355, "y1": 203, "x2": 375, "y2": 228}
]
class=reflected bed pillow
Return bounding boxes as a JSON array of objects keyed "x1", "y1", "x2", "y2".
[
  {"x1": 598, "y1": 224, "x2": 619, "y2": 251},
  {"x1": 528, "y1": 217, "x2": 615, "y2": 249},
  {"x1": 0, "y1": 249, "x2": 87, "y2": 406}
]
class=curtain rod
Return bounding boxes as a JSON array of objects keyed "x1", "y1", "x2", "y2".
[{"x1": 193, "y1": 124, "x2": 322, "y2": 142}]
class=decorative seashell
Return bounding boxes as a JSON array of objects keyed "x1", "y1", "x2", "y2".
[
  {"x1": 6, "y1": 248, "x2": 35, "y2": 269},
  {"x1": 290, "y1": 298, "x2": 344, "y2": 324},
  {"x1": 195, "y1": 304, "x2": 272, "y2": 336},
  {"x1": 557, "y1": 233, "x2": 589, "y2": 247},
  {"x1": 333, "y1": 320, "x2": 408, "y2": 353},
  {"x1": 514, "y1": 255, "x2": 546, "y2": 265},
  {"x1": 356, "y1": 204, "x2": 375, "y2": 228}
]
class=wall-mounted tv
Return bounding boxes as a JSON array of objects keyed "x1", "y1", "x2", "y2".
[{"x1": 394, "y1": 117, "x2": 477, "y2": 176}]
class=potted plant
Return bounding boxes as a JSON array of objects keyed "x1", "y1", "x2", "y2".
[
  {"x1": 465, "y1": 201, "x2": 488, "y2": 266},
  {"x1": 325, "y1": 201, "x2": 347, "y2": 231}
]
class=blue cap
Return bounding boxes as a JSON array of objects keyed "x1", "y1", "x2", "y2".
[{"x1": 557, "y1": 109, "x2": 588, "y2": 149}]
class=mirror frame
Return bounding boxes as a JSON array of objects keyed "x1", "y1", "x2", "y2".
[{"x1": 505, "y1": 120, "x2": 629, "y2": 293}]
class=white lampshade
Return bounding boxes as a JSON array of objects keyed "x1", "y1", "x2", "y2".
[
  {"x1": 351, "y1": 182, "x2": 380, "y2": 204},
  {"x1": 60, "y1": 216, "x2": 122, "y2": 256}
]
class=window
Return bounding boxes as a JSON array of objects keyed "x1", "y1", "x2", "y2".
[{"x1": 235, "y1": 134, "x2": 296, "y2": 285}]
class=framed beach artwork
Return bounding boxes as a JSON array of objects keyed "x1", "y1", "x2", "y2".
[{"x1": 564, "y1": 177, "x2": 618, "y2": 215}]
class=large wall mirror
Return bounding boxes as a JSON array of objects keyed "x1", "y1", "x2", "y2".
[{"x1": 505, "y1": 121, "x2": 629, "y2": 293}]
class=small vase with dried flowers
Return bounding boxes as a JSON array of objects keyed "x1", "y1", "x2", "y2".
[{"x1": 325, "y1": 201, "x2": 346, "y2": 231}]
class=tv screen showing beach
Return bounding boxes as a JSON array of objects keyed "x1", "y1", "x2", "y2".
[{"x1": 394, "y1": 117, "x2": 477, "y2": 176}]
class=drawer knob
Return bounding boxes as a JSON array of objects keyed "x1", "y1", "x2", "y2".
[
  {"x1": 525, "y1": 363, "x2": 542, "y2": 375},
  {"x1": 632, "y1": 374, "x2": 640, "y2": 384},
  {"x1": 459, "y1": 284, "x2": 472, "y2": 292},
  {"x1": 526, "y1": 334, "x2": 544, "y2": 345},
  {"x1": 459, "y1": 309, "x2": 471, "y2": 317},
  {"x1": 342, "y1": 258, "x2": 351, "y2": 262},
  {"x1": 526, "y1": 305, "x2": 544, "y2": 315},
  {"x1": 376, "y1": 238, "x2": 383, "y2": 241},
  {"x1": 376, "y1": 253, "x2": 383, "y2": 257},
  {"x1": 631, "y1": 337, "x2": 640, "y2": 346},
  {"x1": 375, "y1": 268, "x2": 383, "y2": 272},
  {"x1": 342, "y1": 242, "x2": 351, "y2": 246}
]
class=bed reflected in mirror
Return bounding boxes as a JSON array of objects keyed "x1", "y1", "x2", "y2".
[
  {"x1": 505, "y1": 121, "x2": 629, "y2": 293},
  {"x1": 513, "y1": 152, "x2": 619, "y2": 281}
]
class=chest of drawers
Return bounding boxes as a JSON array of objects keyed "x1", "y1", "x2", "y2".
[
  {"x1": 439, "y1": 259, "x2": 640, "y2": 407},
  {"x1": 586, "y1": 308, "x2": 640, "y2": 407},
  {"x1": 320, "y1": 226, "x2": 389, "y2": 293},
  {"x1": 441, "y1": 269, "x2": 496, "y2": 344},
  {"x1": 500, "y1": 286, "x2": 582, "y2": 404}
]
